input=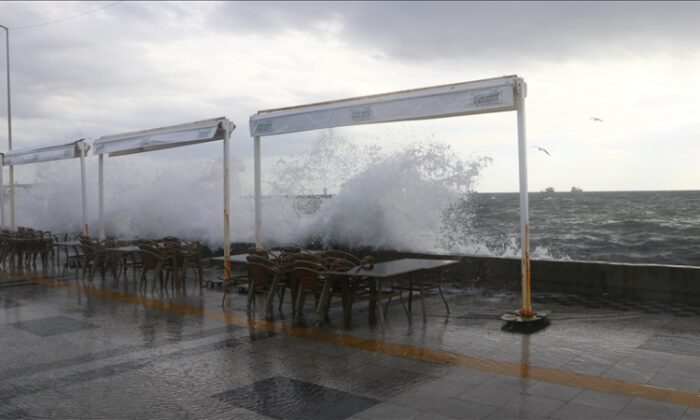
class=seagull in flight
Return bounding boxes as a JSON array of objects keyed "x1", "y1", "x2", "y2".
[
  {"x1": 531, "y1": 146, "x2": 550, "y2": 156},
  {"x1": 590, "y1": 117, "x2": 604, "y2": 122}
]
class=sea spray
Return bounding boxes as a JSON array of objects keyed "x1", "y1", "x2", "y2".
[
  {"x1": 267, "y1": 131, "x2": 493, "y2": 252},
  {"x1": 13, "y1": 131, "x2": 559, "y2": 260},
  {"x1": 15, "y1": 155, "x2": 253, "y2": 247}
]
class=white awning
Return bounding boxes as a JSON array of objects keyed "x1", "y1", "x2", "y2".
[
  {"x1": 249, "y1": 74, "x2": 538, "y2": 319},
  {"x1": 93, "y1": 117, "x2": 234, "y2": 157},
  {"x1": 94, "y1": 116, "x2": 236, "y2": 282},
  {"x1": 250, "y1": 76, "x2": 518, "y2": 137},
  {"x1": 3, "y1": 139, "x2": 89, "y2": 166}
]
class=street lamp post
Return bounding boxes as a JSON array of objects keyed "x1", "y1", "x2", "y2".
[{"x1": 0, "y1": 25, "x2": 12, "y2": 230}]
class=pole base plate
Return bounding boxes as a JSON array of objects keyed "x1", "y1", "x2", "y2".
[
  {"x1": 501, "y1": 309, "x2": 551, "y2": 323},
  {"x1": 501, "y1": 309, "x2": 551, "y2": 333}
]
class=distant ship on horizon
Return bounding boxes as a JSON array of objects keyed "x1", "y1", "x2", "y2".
[
  {"x1": 571, "y1": 186, "x2": 583, "y2": 193},
  {"x1": 542, "y1": 187, "x2": 555, "y2": 194}
]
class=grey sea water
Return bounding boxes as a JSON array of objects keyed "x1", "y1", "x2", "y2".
[{"x1": 470, "y1": 190, "x2": 700, "y2": 267}]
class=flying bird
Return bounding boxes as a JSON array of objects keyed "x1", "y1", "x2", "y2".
[
  {"x1": 590, "y1": 117, "x2": 604, "y2": 122},
  {"x1": 531, "y1": 146, "x2": 550, "y2": 156}
]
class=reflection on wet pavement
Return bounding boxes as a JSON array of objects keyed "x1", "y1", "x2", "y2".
[{"x1": 1, "y1": 266, "x2": 700, "y2": 419}]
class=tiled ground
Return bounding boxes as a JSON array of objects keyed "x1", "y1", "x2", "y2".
[{"x1": 0, "y1": 264, "x2": 699, "y2": 419}]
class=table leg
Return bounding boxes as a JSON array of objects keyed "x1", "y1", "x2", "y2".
[
  {"x1": 265, "y1": 275, "x2": 280, "y2": 319},
  {"x1": 315, "y1": 276, "x2": 334, "y2": 326},
  {"x1": 376, "y1": 278, "x2": 386, "y2": 333},
  {"x1": 368, "y1": 279, "x2": 377, "y2": 325},
  {"x1": 342, "y1": 277, "x2": 352, "y2": 328}
]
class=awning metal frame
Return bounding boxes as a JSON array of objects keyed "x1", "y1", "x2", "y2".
[
  {"x1": 93, "y1": 117, "x2": 236, "y2": 280},
  {"x1": 2, "y1": 139, "x2": 91, "y2": 235},
  {"x1": 249, "y1": 75, "x2": 535, "y2": 316}
]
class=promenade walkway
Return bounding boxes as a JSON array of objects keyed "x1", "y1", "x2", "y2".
[{"x1": 0, "y1": 267, "x2": 699, "y2": 419}]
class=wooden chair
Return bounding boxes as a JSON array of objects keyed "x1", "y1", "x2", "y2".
[
  {"x1": 398, "y1": 267, "x2": 451, "y2": 323},
  {"x1": 291, "y1": 256, "x2": 353, "y2": 326},
  {"x1": 138, "y1": 243, "x2": 175, "y2": 292},
  {"x1": 246, "y1": 255, "x2": 290, "y2": 319},
  {"x1": 323, "y1": 253, "x2": 379, "y2": 328},
  {"x1": 184, "y1": 241, "x2": 204, "y2": 288},
  {"x1": 79, "y1": 236, "x2": 110, "y2": 281}
]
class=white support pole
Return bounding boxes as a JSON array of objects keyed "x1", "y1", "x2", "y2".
[
  {"x1": 0, "y1": 163, "x2": 4, "y2": 228},
  {"x1": 79, "y1": 143, "x2": 89, "y2": 236},
  {"x1": 1, "y1": 26, "x2": 13, "y2": 231},
  {"x1": 516, "y1": 79, "x2": 533, "y2": 317},
  {"x1": 223, "y1": 129, "x2": 231, "y2": 281},
  {"x1": 9, "y1": 166, "x2": 14, "y2": 230},
  {"x1": 254, "y1": 135, "x2": 262, "y2": 249},
  {"x1": 98, "y1": 154, "x2": 104, "y2": 240}
]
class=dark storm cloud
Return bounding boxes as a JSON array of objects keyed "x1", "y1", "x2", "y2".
[
  {"x1": 0, "y1": 0, "x2": 698, "y2": 151},
  {"x1": 0, "y1": 2, "x2": 229, "y2": 143},
  {"x1": 211, "y1": 1, "x2": 700, "y2": 62}
]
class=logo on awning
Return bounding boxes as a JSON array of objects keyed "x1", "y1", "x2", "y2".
[
  {"x1": 473, "y1": 89, "x2": 502, "y2": 107},
  {"x1": 350, "y1": 106, "x2": 373, "y2": 122},
  {"x1": 255, "y1": 120, "x2": 273, "y2": 134}
]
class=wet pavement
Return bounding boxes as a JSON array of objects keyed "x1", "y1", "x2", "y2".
[{"x1": 1, "y1": 264, "x2": 700, "y2": 419}]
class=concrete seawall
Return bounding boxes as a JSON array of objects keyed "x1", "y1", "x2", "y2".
[
  {"x1": 370, "y1": 251, "x2": 700, "y2": 305},
  {"x1": 223, "y1": 244, "x2": 700, "y2": 304}
]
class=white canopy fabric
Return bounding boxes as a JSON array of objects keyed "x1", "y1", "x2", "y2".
[
  {"x1": 93, "y1": 117, "x2": 232, "y2": 157},
  {"x1": 250, "y1": 76, "x2": 517, "y2": 137},
  {"x1": 250, "y1": 75, "x2": 536, "y2": 316},
  {"x1": 93, "y1": 117, "x2": 236, "y2": 281},
  {"x1": 2, "y1": 139, "x2": 90, "y2": 234},
  {"x1": 3, "y1": 140, "x2": 88, "y2": 166}
]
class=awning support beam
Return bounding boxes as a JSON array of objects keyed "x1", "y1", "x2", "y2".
[{"x1": 249, "y1": 75, "x2": 537, "y2": 319}]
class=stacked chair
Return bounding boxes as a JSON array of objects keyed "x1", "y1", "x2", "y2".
[
  {"x1": 0, "y1": 227, "x2": 57, "y2": 271},
  {"x1": 228, "y1": 246, "x2": 381, "y2": 327}
]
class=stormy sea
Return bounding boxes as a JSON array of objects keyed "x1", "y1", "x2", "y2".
[{"x1": 471, "y1": 190, "x2": 700, "y2": 267}]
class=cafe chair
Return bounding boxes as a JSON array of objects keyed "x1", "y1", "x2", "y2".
[
  {"x1": 291, "y1": 259, "x2": 336, "y2": 325},
  {"x1": 138, "y1": 243, "x2": 176, "y2": 292},
  {"x1": 246, "y1": 255, "x2": 290, "y2": 319},
  {"x1": 399, "y1": 267, "x2": 451, "y2": 323},
  {"x1": 79, "y1": 236, "x2": 111, "y2": 281}
]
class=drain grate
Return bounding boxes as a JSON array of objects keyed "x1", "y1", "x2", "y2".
[
  {"x1": 10, "y1": 315, "x2": 98, "y2": 337},
  {"x1": 213, "y1": 376, "x2": 379, "y2": 420}
]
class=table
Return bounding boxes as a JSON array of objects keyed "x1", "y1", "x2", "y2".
[
  {"x1": 209, "y1": 251, "x2": 283, "y2": 265},
  {"x1": 207, "y1": 252, "x2": 273, "y2": 287},
  {"x1": 325, "y1": 258, "x2": 460, "y2": 330},
  {"x1": 102, "y1": 245, "x2": 144, "y2": 284}
]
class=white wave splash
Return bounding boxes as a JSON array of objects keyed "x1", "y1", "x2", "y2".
[{"x1": 10, "y1": 130, "x2": 556, "y2": 258}]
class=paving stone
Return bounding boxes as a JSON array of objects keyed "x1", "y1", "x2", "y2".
[
  {"x1": 526, "y1": 382, "x2": 582, "y2": 402},
  {"x1": 457, "y1": 384, "x2": 520, "y2": 408},
  {"x1": 355, "y1": 402, "x2": 422, "y2": 419},
  {"x1": 571, "y1": 389, "x2": 632, "y2": 412},
  {"x1": 484, "y1": 394, "x2": 565, "y2": 419},
  {"x1": 551, "y1": 401, "x2": 620, "y2": 419},
  {"x1": 615, "y1": 398, "x2": 687, "y2": 420},
  {"x1": 10, "y1": 315, "x2": 98, "y2": 337},
  {"x1": 648, "y1": 373, "x2": 700, "y2": 391},
  {"x1": 683, "y1": 408, "x2": 700, "y2": 419}
]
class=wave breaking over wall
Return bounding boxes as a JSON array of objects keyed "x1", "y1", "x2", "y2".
[{"x1": 13, "y1": 131, "x2": 555, "y2": 258}]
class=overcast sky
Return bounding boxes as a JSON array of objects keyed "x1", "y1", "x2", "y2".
[{"x1": 0, "y1": 1, "x2": 699, "y2": 193}]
